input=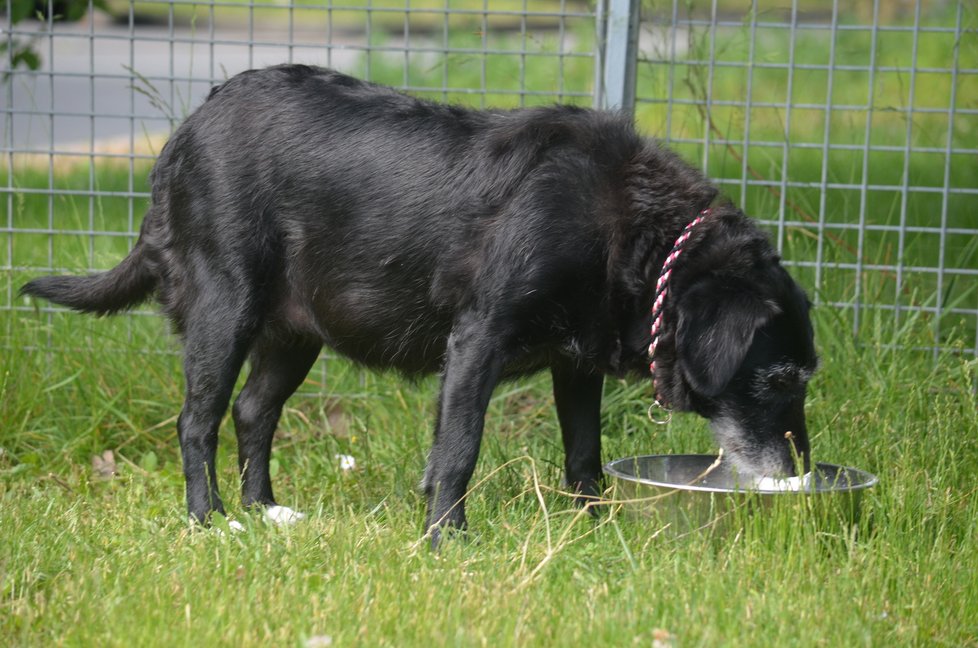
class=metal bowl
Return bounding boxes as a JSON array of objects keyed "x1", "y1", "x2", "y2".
[{"x1": 604, "y1": 454, "x2": 878, "y2": 536}]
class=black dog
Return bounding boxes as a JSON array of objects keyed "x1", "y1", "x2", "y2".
[{"x1": 22, "y1": 65, "x2": 817, "y2": 543}]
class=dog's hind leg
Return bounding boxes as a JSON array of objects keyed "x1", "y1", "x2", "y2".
[
  {"x1": 551, "y1": 358, "x2": 604, "y2": 505},
  {"x1": 231, "y1": 335, "x2": 321, "y2": 523},
  {"x1": 177, "y1": 293, "x2": 260, "y2": 525}
]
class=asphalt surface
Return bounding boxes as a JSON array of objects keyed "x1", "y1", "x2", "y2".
[{"x1": 4, "y1": 13, "x2": 364, "y2": 150}]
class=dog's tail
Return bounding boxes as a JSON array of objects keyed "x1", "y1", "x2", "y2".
[{"x1": 20, "y1": 229, "x2": 157, "y2": 317}]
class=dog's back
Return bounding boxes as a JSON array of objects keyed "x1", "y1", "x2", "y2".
[{"x1": 129, "y1": 65, "x2": 645, "y2": 374}]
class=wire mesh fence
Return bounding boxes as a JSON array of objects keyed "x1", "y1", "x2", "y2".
[
  {"x1": 2, "y1": 0, "x2": 976, "y2": 359},
  {"x1": 634, "y1": 1, "x2": 977, "y2": 358}
]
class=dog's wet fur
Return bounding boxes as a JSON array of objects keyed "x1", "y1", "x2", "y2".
[{"x1": 22, "y1": 65, "x2": 817, "y2": 544}]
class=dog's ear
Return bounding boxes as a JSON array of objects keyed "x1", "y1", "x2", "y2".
[{"x1": 675, "y1": 279, "x2": 779, "y2": 397}]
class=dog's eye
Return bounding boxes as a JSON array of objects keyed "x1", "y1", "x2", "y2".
[{"x1": 751, "y1": 363, "x2": 811, "y2": 401}]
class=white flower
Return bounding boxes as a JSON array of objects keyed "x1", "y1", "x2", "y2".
[{"x1": 335, "y1": 454, "x2": 356, "y2": 471}]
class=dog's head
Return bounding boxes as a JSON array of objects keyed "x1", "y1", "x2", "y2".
[{"x1": 655, "y1": 213, "x2": 818, "y2": 477}]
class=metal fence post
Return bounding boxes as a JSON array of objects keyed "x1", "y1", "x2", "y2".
[{"x1": 597, "y1": 0, "x2": 641, "y2": 114}]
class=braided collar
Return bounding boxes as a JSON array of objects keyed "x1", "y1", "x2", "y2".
[{"x1": 648, "y1": 208, "x2": 713, "y2": 412}]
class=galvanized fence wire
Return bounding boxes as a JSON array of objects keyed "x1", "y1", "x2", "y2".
[
  {"x1": 635, "y1": 1, "x2": 977, "y2": 357},
  {"x1": 1, "y1": 0, "x2": 600, "y2": 375},
  {"x1": 2, "y1": 0, "x2": 976, "y2": 357},
  {"x1": 2, "y1": 0, "x2": 598, "y2": 284}
]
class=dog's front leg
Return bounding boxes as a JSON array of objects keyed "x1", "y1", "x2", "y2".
[
  {"x1": 551, "y1": 358, "x2": 604, "y2": 505},
  {"x1": 423, "y1": 314, "x2": 505, "y2": 548}
]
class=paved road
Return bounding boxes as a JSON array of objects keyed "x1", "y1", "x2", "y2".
[
  {"x1": 4, "y1": 13, "x2": 657, "y2": 151},
  {"x1": 4, "y1": 13, "x2": 368, "y2": 151}
]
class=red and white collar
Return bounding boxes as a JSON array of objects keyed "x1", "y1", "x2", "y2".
[{"x1": 648, "y1": 207, "x2": 713, "y2": 414}]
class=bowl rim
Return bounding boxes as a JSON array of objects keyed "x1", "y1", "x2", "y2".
[{"x1": 603, "y1": 454, "x2": 879, "y2": 495}]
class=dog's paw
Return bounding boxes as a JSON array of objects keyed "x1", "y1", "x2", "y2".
[{"x1": 264, "y1": 505, "x2": 307, "y2": 526}]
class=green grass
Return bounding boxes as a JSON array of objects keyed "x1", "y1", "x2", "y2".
[
  {"x1": 3, "y1": 5, "x2": 978, "y2": 646},
  {"x1": 2, "y1": 280, "x2": 977, "y2": 646}
]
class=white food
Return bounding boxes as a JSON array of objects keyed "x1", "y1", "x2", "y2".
[
  {"x1": 754, "y1": 473, "x2": 812, "y2": 492},
  {"x1": 204, "y1": 517, "x2": 245, "y2": 537},
  {"x1": 264, "y1": 505, "x2": 307, "y2": 525}
]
